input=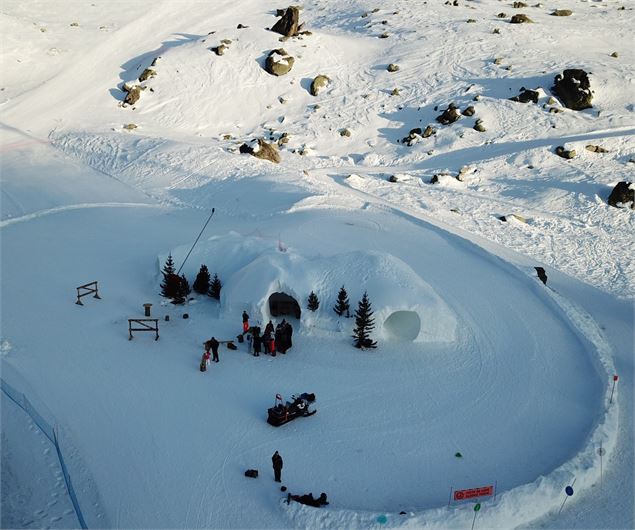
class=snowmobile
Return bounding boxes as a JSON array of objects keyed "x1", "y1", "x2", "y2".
[{"x1": 267, "y1": 393, "x2": 316, "y2": 426}]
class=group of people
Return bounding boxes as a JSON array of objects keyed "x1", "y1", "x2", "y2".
[
  {"x1": 199, "y1": 311, "x2": 295, "y2": 371},
  {"x1": 248, "y1": 318, "x2": 293, "y2": 357}
]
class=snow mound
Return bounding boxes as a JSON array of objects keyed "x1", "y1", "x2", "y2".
[{"x1": 166, "y1": 232, "x2": 457, "y2": 343}]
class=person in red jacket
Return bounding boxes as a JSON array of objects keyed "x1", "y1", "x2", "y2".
[{"x1": 242, "y1": 311, "x2": 250, "y2": 333}]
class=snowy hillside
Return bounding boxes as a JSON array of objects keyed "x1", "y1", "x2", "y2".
[{"x1": 1, "y1": 0, "x2": 633, "y2": 529}]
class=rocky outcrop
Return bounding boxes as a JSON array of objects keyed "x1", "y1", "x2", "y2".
[
  {"x1": 271, "y1": 6, "x2": 300, "y2": 37},
  {"x1": 240, "y1": 138, "x2": 281, "y2": 163},
  {"x1": 607, "y1": 182, "x2": 634, "y2": 208},
  {"x1": 553, "y1": 69, "x2": 593, "y2": 110},
  {"x1": 551, "y1": 9, "x2": 572, "y2": 16},
  {"x1": 585, "y1": 144, "x2": 609, "y2": 153},
  {"x1": 310, "y1": 75, "x2": 330, "y2": 96},
  {"x1": 265, "y1": 49, "x2": 295, "y2": 76}
]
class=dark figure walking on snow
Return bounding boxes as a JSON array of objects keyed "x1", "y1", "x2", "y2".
[
  {"x1": 242, "y1": 311, "x2": 250, "y2": 333},
  {"x1": 272, "y1": 450, "x2": 283, "y2": 482},
  {"x1": 209, "y1": 336, "x2": 220, "y2": 362}
]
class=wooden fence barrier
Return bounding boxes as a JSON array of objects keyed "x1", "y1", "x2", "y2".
[
  {"x1": 128, "y1": 319, "x2": 159, "y2": 340},
  {"x1": 76, "y1": 281, "x2": 101, "y2": 305}
]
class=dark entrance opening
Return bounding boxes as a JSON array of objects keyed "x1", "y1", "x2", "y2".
[{"x1": 268, "y1": 292, "x2": 301, "y2": 319}]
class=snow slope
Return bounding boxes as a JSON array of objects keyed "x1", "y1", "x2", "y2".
[{"x1": 1, "y1": 0, "x2": 633, "y2": 528}]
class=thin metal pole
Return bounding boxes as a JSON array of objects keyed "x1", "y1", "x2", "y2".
[
  {"x1": 448, "y1": 487, "x2": 453, "y2": 507},
  {"x1": 471, "y1": 509, "x2": 478, "y2": 530},
  {"x1": 176, "y1": 208, "x2": 215, "y2": 275}
]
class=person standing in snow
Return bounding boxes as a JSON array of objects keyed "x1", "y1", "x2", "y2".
[
  {"x1": 242, "y1": 311, "x2": 250, "y2": 333},
  {"x1": 200, "y1": 351, "x2": 210, "y2": 372},
  {"x1": 272, "y1": 451, "x2": 283, "y2": 483},
  {"x1": 265, "y1": 320, "x2": 274, "y2": 336},
  {"x1": 210, "y1": 336, "x2": 220, "y2": 363},
  {"x1": 253, "y1": 327, "x2": 262, "y2": 356},
  {"x1": 285, "y1": 321, "x2": 293, "y2": 351},
  {"x1": 275, "y1": 323, "x2": 284, "y2": 354}
]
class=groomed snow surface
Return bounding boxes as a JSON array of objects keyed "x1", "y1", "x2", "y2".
[{"x1": 1, "y1": 0, "x2": 633, "y2": 528}]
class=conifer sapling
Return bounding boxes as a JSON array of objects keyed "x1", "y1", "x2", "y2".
[
  {"x1": 209, "y1": 273, "x2": 222, "y2": 300},
  {"x1": 307, "y1": 291, "x2": 320, "y2": 311},
  {"x1": 333, "y1": 285, "x2": 350, "y2": 317},
  {"x1": 193, "y1": 264, "x2": 211, "y2": 294},
  {"x1": 352, "y1": 291, "x2": 377, "y2": 349}
]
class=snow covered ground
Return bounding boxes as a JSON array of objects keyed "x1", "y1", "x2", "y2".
[{"x1": 1, "y1": 0, "x2": 633, "y2": 528}]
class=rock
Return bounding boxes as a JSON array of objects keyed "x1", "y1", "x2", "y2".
[
  {"x1": 211, "y1": 44, "x2": 228, "y2": 56},
  {"x1": 610, "y1": 51, "x2": 619, "y2": 58},
  {"x1": 278, "y1": 132, "x2": 290, "y2": 145},
  {"x1": 150, "y1": 56, "x2": 161, "y2": 67},
  {"x1": 241, "y1": 138, "x2": 281, "y2": 163},
  {"x1": 497, "y1": 12, "x2": 507, "y2": 18},
  {"x1": 510, "y1": 88, "x2": 539, "y2": 103},
  {"x1": 535, "y1": 267, "x2": 548, "y2": 285},
  {"x1": 607, "y1": 181, "x2": 634, "y2": 208},
  {"x1": 499, "y1": 214, "x2": 527, "y2": 223},
  {"x1": 391, "y1": 87, "x2": 400, "y2": 96},
  {"x1": 494, "y1": 57, "x2": 503, "y2": 65},
  {"x1": 340, "y1": 128, "x2": 352, "y2": 137},
  {"x1": 387, "y1": 63, "x2": 400, "y2": 72},
  {"x1": 70, "y1": 22, "x2": 79, "y2": 27},
  {"x1": 122, "y1": 84, "x2": 142, "y2": 105},
  {"x1": 436, "y1": 104, "x2": 461, "y2": 125},
  {"x1": 553, "y1": 69, "x2": 593, "y2": 110},
  {"x1": 237, "y1": 23, "x2": 248, "y2": 29},
  {"x1": 513, "y1": 1, "x2": 528, "y2": 7},
  {"x1": 310, "y1": 75, "x2": 330, "y2": 96},
  {"x1": 493, "y1": 28, "x2": 501, "y2": 34},
  {"x1": 510, "y1": 14, "x2": 533, "y2": 23},
  {"x1": 138, "y1": 68, "x2": 156, "y2": 82},
  {"x1": 474, "y1": 119, "x2": 486, "y2": 132},
  {"x1": 271, "y1": 6, "x2": 300, "y2": 37},
  {"x1": 422, "y1": 125, "x2": 436, "y2": 138},
  {"x1": 265, "y1": 49, "x2": 295, "y2": 76},
  {"x1": 462, "y1": 106, "x2": 476, "y2": 116},
  {"x1": 222, "y1": 134, "x2": 233, "y2": 140},
  {"x1": 551, "y1": 9, "x2": 572, "y2": 16},
  {"x1": 473, "y1": 94, "x2": 481, "y2": 101},
  {"x1": 123, "y1": 123, "x2": 137, "y2": 130},
  {"x1": 585, "y1": 144, "x2": 609, "y2": 153},
  {"x1": 379, "y1": 32, "x2": 390, "y2": 38},
  {"x1": 467, "y1": 19, "x2": 476, "y2": 23},
  {"x1": 555, "y1": 146, "x2": 576, "y2": 159},
  {"x1": 221, "y1": 39, "x2": 232, "y2": 45},
  {"x1": 388, "y1": 175, "x2": 399, "y2": 183}
]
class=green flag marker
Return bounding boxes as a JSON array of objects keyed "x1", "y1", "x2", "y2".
[{"x1": 474, "y1": 503, "x2": 481, "y2": 512}]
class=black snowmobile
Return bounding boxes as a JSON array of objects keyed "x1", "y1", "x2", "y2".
[{"x1": 267, "y1": 393, "x2": 317, "y2": 427}]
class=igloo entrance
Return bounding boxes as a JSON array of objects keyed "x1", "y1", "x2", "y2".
[
  {"x1": 268, "y1": 292, "x2": 301, "y2": 319},
  {"x1": 383, "y1": 311, "x2": 421, "y2": 341}
]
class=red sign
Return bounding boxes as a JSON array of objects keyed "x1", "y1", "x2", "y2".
[
  {"x1": 613, "y1": 375, "x2": 619, "y2": 381},
  {"x1": 454, "y1": 486, "x2": 494, "y2": 501}
]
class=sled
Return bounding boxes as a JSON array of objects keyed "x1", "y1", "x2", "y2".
[{"x1": 267, "y1": 393, "x2": 316, "y2": 427}]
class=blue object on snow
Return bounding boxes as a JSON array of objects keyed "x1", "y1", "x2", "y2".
[{"x1": 377, "y1": 514, "x2": 387, "y2": 524}]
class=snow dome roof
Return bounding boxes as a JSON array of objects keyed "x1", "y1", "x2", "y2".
[{"x1": 165, "y1": 232, "x2": 457, "y2": 343}]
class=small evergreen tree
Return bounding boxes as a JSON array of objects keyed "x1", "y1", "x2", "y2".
[
  {"x1": 352, "y1": 291, "x2": 377, "y2": 349},
  {"x1": 333, "y1": 285, "x2": 350, "y2": 317},
  {"x1": 160, "y1": 254, "x2": 180, "y2": 299},
  {"x1": 179, "y1": 274, "x2": 191, "y2": 298},
  {"x1": 307, "y1": 291, "x2": 319, "y2": 311},
  {"x1": 193, "y1": 264, "x2": 211, "y2": 294},
  {"x1": 209, "y1": 273, "x2": 222, "y2": 300}
]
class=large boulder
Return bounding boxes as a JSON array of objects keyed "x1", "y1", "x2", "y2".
[
  {"x1": 436, "y1": 103, "x2": 461, "y2": 125},
  {"x1": 510, "y1": 88, "x2": 539, "y2": 103},
  {"x1": 240, "y1": 138, "x2": 281, "y2": 164},
  {"x1": 607, "y1": 182, "x2": 634, "y2": 209},
  {"x1": 264, "y1": 49, "x2": 295, "y2": 76},
  {"x1": 271, "y1": 6, "x2": 300, "y2": 37},
  {"x1": 552, "y1": 69, "x2": 593, "y2": 110},
  {"x1": 510, "y1": 14, "x2": 533, "y2": 23},
  {"x1": 310, "y1": 75, "x2": 330, "y2": 96},
  {"x1": 122, "y1": 83, "x2": 142, "y2": 106}
]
